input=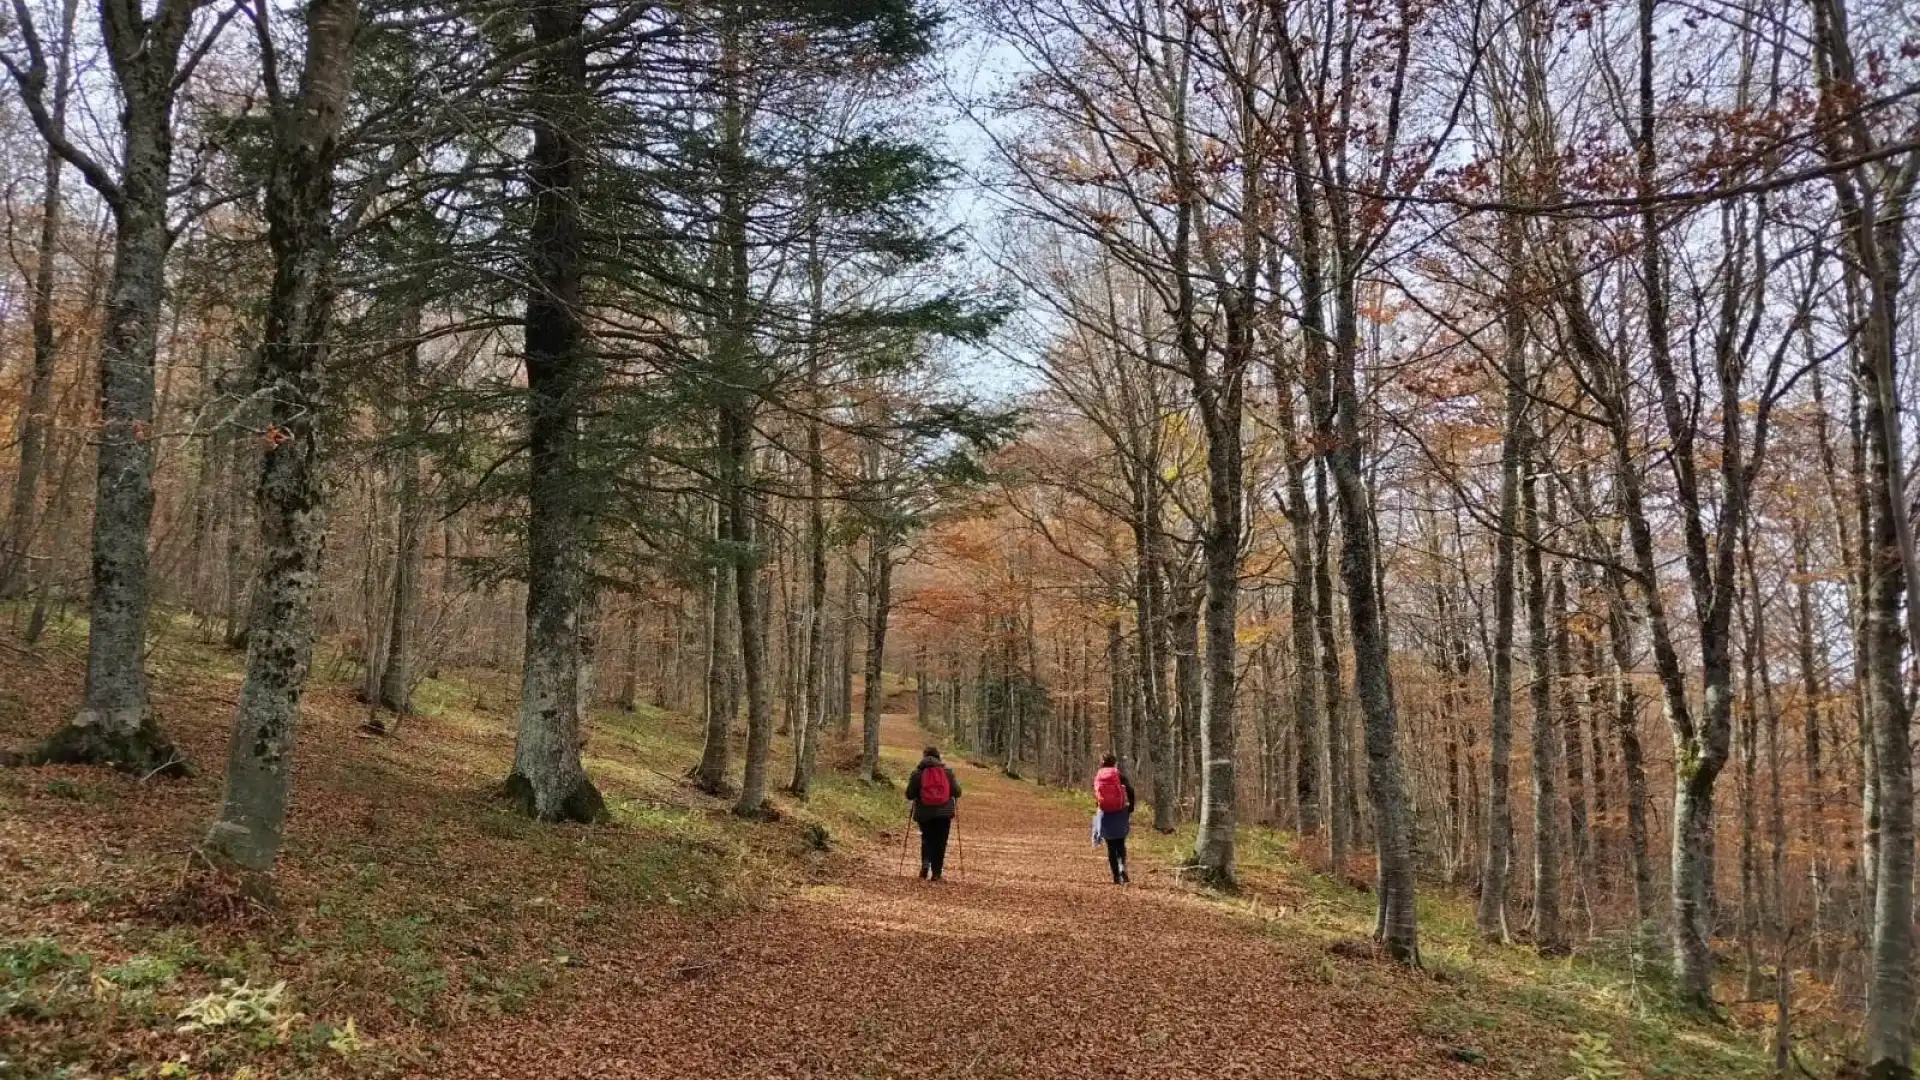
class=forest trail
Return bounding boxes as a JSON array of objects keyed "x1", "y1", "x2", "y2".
[{"x1": 440, "y1": 713, "x2": 1479, "y2": 1080}]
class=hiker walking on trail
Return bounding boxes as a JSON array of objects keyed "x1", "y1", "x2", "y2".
[
  {"x1": 906, "y1": 747, "x2": 961, "y2": 881},
  {"x1": 1093, "y1": 754, "x2": 1135, "y2": 884}
]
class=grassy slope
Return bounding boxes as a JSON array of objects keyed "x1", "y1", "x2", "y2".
[
  {"x1": 1029, "y1": 779, "x2": 1847, "y2": 1080},
  {"x1": 0, "y1": 612, "x2": 898, "y2": 1079}
]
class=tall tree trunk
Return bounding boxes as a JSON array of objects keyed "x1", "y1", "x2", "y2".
[
  {"x1": 1574, "y1": 554, "x2": 1608, "y2": 900},
  {"x1": 1807, "y1": 0, "x2": 1918, "y2": 1061},
  {"x1": 1628, "y1": 0, "x2": 1749, "y2": 1004},
  {"x1": 1857, "y1": 334, "x2": 1911, "y2": 1075},
  {"x1": 1170, "y1": 587, "x2": 1200, "y2": 808},
  {"x1": 696, "y1": 505, "x2": 735, "y2": 794},
  {"x1": 1808, "y1": 346, "x2": 1866, "y2": 987},
  {"x1": 914, "y1": 640, "x2": 930, "y2": 725},
  {"x1": 23, "y1": 429, "x2": 84, "y2": 645},
  {"x1": 1002, "y1": 612, "x2": 1022, "y2": 774},
  {"x1": 620, "y1": 601, "x2": 641, "y2": 711},
  {"x1": 1315, "y1": 462, "x2": 1349, "y2": 875},
  {"x1": 1259, "y1": 618, "x2": 1286, "y2": 826},
  {"x1": 1742, "y1": 530, "x2": 1789, "y2": 1008},
  {"x1": 188, "y1": 380, "x2": 227, "y2": 625},
  {"x1": 730, "y1": 432, "x2": 773, "y2": 817},
  {"x1": 860, "y1": 535, "x2": 892, "y2": 783},
  {"x1": 1852, "y1": 380, "x2": 1878, "y2": 963},
  {"x1": 1329, "y1": 394, "x2": 1418, "y2": 964},
  {"x1": 21, "y1": 0, "x2": 222, "y2": 772},
  {"x1": 1552, "y1": 505, "x2": 1593, "y2": 935},
  {"x1": 376, "y1": 326, "x2": 424, "y2": 715},
  {"x1": 202, "y1": 0, "x2": 361, "y2": 872},
  {"x1": 1523, "y1": 466, "x2": 1563, "y2": 953},
  {"x1": 1192, "y1": 395, "x2": 1243, "y2": 886},
  {"x1": 1791, "y1": 519, "x2": 1831, "y2": 974},
  {"x1": 358, "y1": 471, "x2": 390, "y2": 703},
  {"x1": 788, "y1": 339, "x2": 829, "y2": 797},
  {"x1": 503, "y1": 0, "x2": 605, "y2": 824},
  {"x1": 776, "y1": 531, "x2": 798, "y2": 739},
  {"x1": 1739, "y1": 585, "x2": 1764, "y2": 999},
  {"x1": 1134, "y1": 487, "x2": 1178, "y2": 831},
  {"x1": 1278, "y1": 378, "x2": 1322, "y2": 842},
  {"x1": 1275, "y1": 12, "x2": 1352, "y2": 880},
  {"x1": 1318, "y1": 246, "x2": 1418, "y2": 960},
  {"x1": 707, "y1": 5, "x2": 764, "y2": 810},
  {"x1": 1670, "y1": 667, "x2": 1731, "y2": 1002},
  {"x1": 19, "y1": 0, "x2": 212, "y2": 775},
  {"x1": 1478, "y1": 223, "x2": 1526, "y2": 939},
  {"x1": 1291, "y1": 537, "x2": 1322, "y2": 840},
  {"x1": 838, "y1": 554, "x2": 857, "y2": 736},
  {"x1": 1436, "y1": 567, "x2": 1473, "y2": 882},
  {"x1": 1107, "y1": 620, "x2": 1132, "y2": 770},
  {"x1": 658, "y1": 595, "x2": 681, "y2": 710},
  {"x1": 1762, "y1": 631, "x2": 1787, "y2": 1037}
]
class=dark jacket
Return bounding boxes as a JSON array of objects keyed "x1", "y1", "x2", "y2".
[
  {"x1": 906, "y1": 757, "x2": 961, "y2": 823},
  {"x1": 1098, "y1": 774, "x2": 1136, "y2": 841}
]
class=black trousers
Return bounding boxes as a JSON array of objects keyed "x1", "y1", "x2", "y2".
[
  {"x1": 919, "y1": 817, "x2": 952, "y2": 879},
  {"x1": 1106, "y1": 836, "x2": 1128, "y2": 882}
]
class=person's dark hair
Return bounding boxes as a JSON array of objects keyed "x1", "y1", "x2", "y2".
[
  {"x1": 1100, "y1": 753, "x2": 1116, "y2": 768},
  {"x1": 923, "y1": 746, "x2": 942, "y2": 760}
]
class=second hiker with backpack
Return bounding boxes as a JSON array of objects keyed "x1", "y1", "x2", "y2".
[
  {"x1": 1092, "y1": 754, "x2": 1135, "y2": 884},
  {"x1": 906, "y1": 747, "x2": 961, "y2": 881}
]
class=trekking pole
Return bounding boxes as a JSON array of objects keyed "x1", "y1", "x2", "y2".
[
  {"x1": 897, "y1": 809, "x2": 915, "y2": 877},
  {"x1": 956, "y1": 817, "x2": 966, "y2": 881}
]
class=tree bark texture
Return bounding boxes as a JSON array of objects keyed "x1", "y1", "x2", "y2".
[
  {"x1": 204, "y1": 0, "x2": 362, "y2": 872},
  {"x1": 504, "y1": 0, "x2": 606, "y2": 824}
]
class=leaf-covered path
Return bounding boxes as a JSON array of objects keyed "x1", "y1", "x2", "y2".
[{"x1": 442, "y1": 715, "x2": 1479, "y2": 1079}]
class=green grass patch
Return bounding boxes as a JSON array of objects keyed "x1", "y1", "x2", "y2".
[
  {"x1": 1150, "y1": 813, "x2": 1789, "y2": 1080},
  {"x1": 807, "y1": 773, "x2": 908, "y2": 837},
  {"x1": 596, "y1": 701, "x2": 706, "y2": 762},
  {"x1": 2, "y1": 937, "x2": 84, "y2": 981},
  {"x1": 102, "y1": 954, "x2": 182, "y2": 990}
]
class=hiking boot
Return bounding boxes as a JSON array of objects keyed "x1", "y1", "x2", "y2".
[
  {"x1": 919, "y1": 864, "x2": 930, "y2": 880},
  {"x1": 1119, "y1": 863, "x2": 1129, "y2": 885}
]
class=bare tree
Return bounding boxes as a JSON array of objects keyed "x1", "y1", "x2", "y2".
[{"x1": 3, "y1": 0, "x2": 222, "y2": 774}]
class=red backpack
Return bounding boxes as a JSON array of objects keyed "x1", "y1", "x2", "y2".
[
  {"x1": 1094, "y1": 767, "x2": 1128, "y2": 812},
  {"x1": 919, "y1": 764, "x2": 952, "y2": 806}
]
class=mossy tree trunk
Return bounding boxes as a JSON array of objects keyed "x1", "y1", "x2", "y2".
[
  {"x1": 504, "y1": 0, "x2": 605, "y2": 825},
  {"x1": 203, "y1": 0, "x2": 362, "y2": 872},
  {"x1": 8, "y1": 0, "x2": 213, "y2": 777}
]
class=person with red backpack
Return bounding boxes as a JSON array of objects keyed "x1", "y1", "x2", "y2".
[
  {"x1": 905, "y1": 747, "x2": 962, "y2": 881},
  {"x1": 1093, "y1": 753, "x2": 1136, "y2": 884}
]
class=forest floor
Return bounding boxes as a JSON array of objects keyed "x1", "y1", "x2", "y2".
[{"x1": 0, "y1": 611, "x2": 1837, "y2": 1079}]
